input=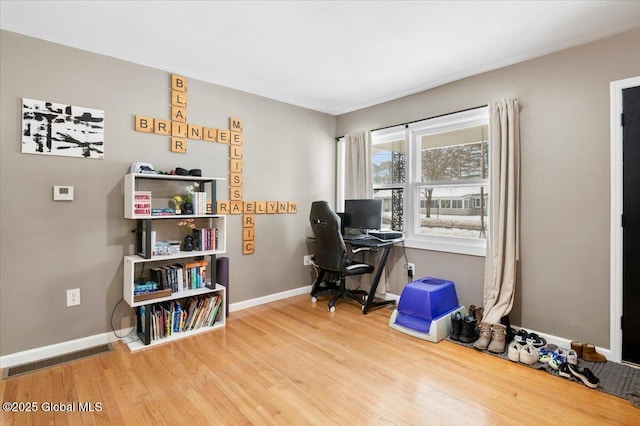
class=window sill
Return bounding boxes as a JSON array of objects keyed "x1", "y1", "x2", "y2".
[{"x1": 403, "y1": 237, "x2": 486, "y2": 257}]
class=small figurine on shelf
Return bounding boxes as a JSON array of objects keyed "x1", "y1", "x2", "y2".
[
  {"x1": 172, "y1": 195, "x2": 183, "y2": 215},
  {"x1": 177, "y1": 218, "x2": 196, "y2": 251}
]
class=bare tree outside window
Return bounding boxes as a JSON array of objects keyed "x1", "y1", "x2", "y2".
[{"x1": 419, "y1": 125, "x2": 488, "y2": 239}]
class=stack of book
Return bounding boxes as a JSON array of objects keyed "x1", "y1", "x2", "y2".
[
  {"x1": 192, "y1": 228, "x2": 219, "y2": 251},
  {"x1": 190, "y1": 192, "x2": 211, "y2": 215},
  {"x1": 139, "y1": 295, "x2": 223, "y2": 342},
  {"x1": 148, "y1": 261, "x2": 208, "y2": 293}
]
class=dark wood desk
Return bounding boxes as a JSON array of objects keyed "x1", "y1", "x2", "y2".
[{"x1": 345, "y1": 236, "x2": 404, "y2": 314}]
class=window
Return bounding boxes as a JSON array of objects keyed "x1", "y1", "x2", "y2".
[
  {"x1": 372, "y1": 133, "x2": 405, "y2": 230},
  {"x1": 371, "y1": 107, "x2": 489, "y2": 256}
]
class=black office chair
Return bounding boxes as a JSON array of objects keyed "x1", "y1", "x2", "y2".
[{"x1": 309, "y1": 201, "x2": 374, "y2": 312}]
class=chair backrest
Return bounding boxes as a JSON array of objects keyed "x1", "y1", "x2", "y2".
[{"x1": 310, "y1": 201, "x2": 347, "y2": 271}]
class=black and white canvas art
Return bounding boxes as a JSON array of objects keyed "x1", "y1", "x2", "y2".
[{"x1": 22, "y1": 98, "x2": 104, "y2": 159}]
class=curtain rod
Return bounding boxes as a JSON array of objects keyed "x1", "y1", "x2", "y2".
[{"x1": 334, "y1": 104, "x2": 488, "y2": 141}]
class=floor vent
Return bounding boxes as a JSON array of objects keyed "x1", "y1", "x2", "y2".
[{"x1": 2, "y1": 344, "x2": 113, "y2": 379}]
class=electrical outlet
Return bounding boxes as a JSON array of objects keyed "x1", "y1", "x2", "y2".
[
  {"x1": 407, "y1": 263, "x2": 415, "y2": 278},
  {"x1": 67, "y1": 288, "x2": 81, "y2": 307},
  {"x1": 303, "y1": 255, "x2": 314, "y2": 266}
]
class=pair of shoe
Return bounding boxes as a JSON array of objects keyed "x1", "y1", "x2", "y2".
[
  {"x1": 450, "y1": 310, "x2": 479, "y2": 343},
  {"x1": 473, "y1": 322, "x2": 507, "y2": 353},
  {"x1": 571, "y1": 341, "x2": 606, "y2": 363},
  {"x1": 513, "y1": 329, "x2": 547, "y2": 348},
  {"x1": 508, "y1": 341, "x2": 539, "y2": 365},
  {"x1": 559, "y1": 362, "x2": 600, "y2": 389},
  {"x1": 538, "y1": 347, "x2": 566, "y2": 370}
]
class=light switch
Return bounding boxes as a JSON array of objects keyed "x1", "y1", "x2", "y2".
[{"x1": 53, "y1": 185, "x2": 74, "y2": 201}]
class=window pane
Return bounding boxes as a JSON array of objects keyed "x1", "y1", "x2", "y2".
[
  {"x1": 374, "y1": 188, "x2": 403, "y2": 231},
  {"x1": 417, "y1": 185, "x2": 488, "y2": 239},
  {"x1": 373, "y1": 139, "x2": 406, "y2": 185},
  {"x1": 420, "y1": 125, "x2": 488, "y2": 183}
]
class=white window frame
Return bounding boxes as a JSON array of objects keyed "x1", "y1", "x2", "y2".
[{"x1": 405, "y1": 107, "x2": 489, "y2": 256}]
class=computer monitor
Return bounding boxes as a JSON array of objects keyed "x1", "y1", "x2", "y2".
[{"x1": 344, "y1": 199, "x2": 382, "y2": 232}]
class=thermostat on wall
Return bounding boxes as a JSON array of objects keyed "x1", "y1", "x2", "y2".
[{"x1": 53, "y1": 185, "x2": 74, "y2": 201}]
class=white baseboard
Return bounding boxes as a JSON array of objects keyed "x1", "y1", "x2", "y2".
[
  {"x1": 1, "y1": 286, "x2": 312, "y2": 369},
  {"x1": 0, "y1": 328, "x2": 133, "y2": 370},
  {"x1": 228, "y1": 285, "x2": 311, "y2": 312}
]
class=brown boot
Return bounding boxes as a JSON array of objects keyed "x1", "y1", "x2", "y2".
[
  {"x1": 473, "y1": 322, "x2": 492, "y2": 351},
  {"x1": 488, "y1": 324, "x2": 507, "y2": 353},
  {"x1": 571, "y1": 341, "x2": 583, "y2": 358},
  {"x1": 468, "y1": 305, "x2": 476, "y2": 320},
  {"x1": 582, "y1": 343, "x2": 606, "y2": 363},
  {"x1": 476, "y1": 307, "x2": 484, "y2": 323}
]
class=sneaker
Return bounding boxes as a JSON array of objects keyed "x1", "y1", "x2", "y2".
[
  {"x1": 525, "y1": 333, "x2": 547, "y2": 348},
  {"x1": 508, "y1": 341, "x2": 522, "y2": 362},
  {"x1": 567, "y1": 364, "x2": 600, "y2": 389},
  {"x1": 548, "y1": 352, "x2": 565, "y2": 370},
  {"x1": 558, "y1": 362, "x2": 572, "y2": 379},
  {"x1": 519, "y1": 344, "x2": 539, "y2": 365},
  {"x1": 566, "y1": 349, "x2": 578, "y2": 365},
  {"x1": 538, "y1": 347, "x2": 552, "y2": 363},
  {"x1": 514, "y1": 329, "x2": 528, "y2": 345}
]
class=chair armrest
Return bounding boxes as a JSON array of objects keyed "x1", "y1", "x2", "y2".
[{"x1": 351, "y1": 247, "x2": 371, "y2": 255}]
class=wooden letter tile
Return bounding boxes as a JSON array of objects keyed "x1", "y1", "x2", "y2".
[
  {"x1": 188, "y1": 124, "x2": 203, "y2": 140},
  {"x1": 229, "y1": 117, "x2": 243, "y2": 132},
  {"x1": 230, "y1": 159, "x2": 242, "y2": 173},
  {"x1": 171, "y1": 75, "x2": 187, "y2": 92},
  {"x1": 230, "y1": 201, "x2": 243, "y2": 215},
  {"x1": 218, "y1": 130, "x2": 230, "y2": 144},
  {"x1": 171, "y1": 138, "x2": 187, "y2": 154},
  {"x1": 243, "y1": 228, "x2": 255, "y2": 241},
  {"x1": 172, "y1": 121, "x2": 187, "y2": 137},
  {"x1": 203, "y1": 127, "x2": 218, "y2": 142},
  {"x1": 243, "y1": 201, "x2": 255, "y2": 214},
  {"x1": 154, "y1": 119, "x2": 171, "y2": 135},
  {"x1": 267, "y1": 202, "x2": 278, "y2": 214},
  {"x1": 287, "y1": 202, "x2": 298, "y2": 213},
  {"x1": 171, "y1": 90, "x2": 187, "y2": 107},
  {"x1": 231, "y1": 131, "x2": 243, "y2": 146},
  {"x1": 256, "y1": 202, "x2": 267, "y2": 214},
  {"x1": 243, "y1": 240, "x2": 255, "y2": 255},
  {"x1": 230, "y1": 187, "x2": 243, "y2": 201},
  {"x1": 230, "y1": 145, "x2": 243, "y2": 159},
  {"x1": 230, "y1": 173, "x2": 243, "y2": 187},
  {"x1": 217, "y1": 201, "x2": 230, "y2": 215},
  {"x1": 135, "y1": 116, "x2": 154, "y2": 133},
  {"x1": 243, "y1": 215, "x2": 255, "y2": 228},
  {"x1": 172, "y1": 106, "x2": 187, "y2": 123},
  {"x1": 278, "y1": 202, "x2": 288, "y2": 213}
]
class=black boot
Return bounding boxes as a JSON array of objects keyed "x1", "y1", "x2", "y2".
[
  {"x1": 450, "y1": 312, "x2": 463, "y2": 341},
  {"x1": 459, "y1": 317, "x2": 478, "y2": 343}
]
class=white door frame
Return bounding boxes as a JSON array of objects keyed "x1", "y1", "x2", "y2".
[{"x1": 610, "y1": 75, "x2": 640, "y2": 363}]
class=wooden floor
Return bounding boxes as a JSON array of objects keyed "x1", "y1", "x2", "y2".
[{"x1": 1, "y1": 294, "x2": 638, "y2": 425}]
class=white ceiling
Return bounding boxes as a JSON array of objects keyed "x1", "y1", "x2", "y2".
[{"x1": 2, "y1": 1, "x2": 640, "y2": 115}]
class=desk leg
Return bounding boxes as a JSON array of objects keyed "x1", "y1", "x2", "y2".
[{"x1": 363, "y1": 245, "x2": 397, "y2": 314}]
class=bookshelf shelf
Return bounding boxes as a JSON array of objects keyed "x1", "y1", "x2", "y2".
[{"x1": 122, "y1": 173, "x2": 227, "y2": 350}]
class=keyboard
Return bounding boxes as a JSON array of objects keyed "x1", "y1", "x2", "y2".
[{"x1": 343, "y1": 233, "x2": 370, "y2": 241}]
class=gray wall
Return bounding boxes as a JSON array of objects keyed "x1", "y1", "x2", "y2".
[
  {"x1": 337, "y1": 28, "x2": 640, "y2": 348},
  {"x1": 0, "y1": 31, "x2": 336, "y2": 356}
]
